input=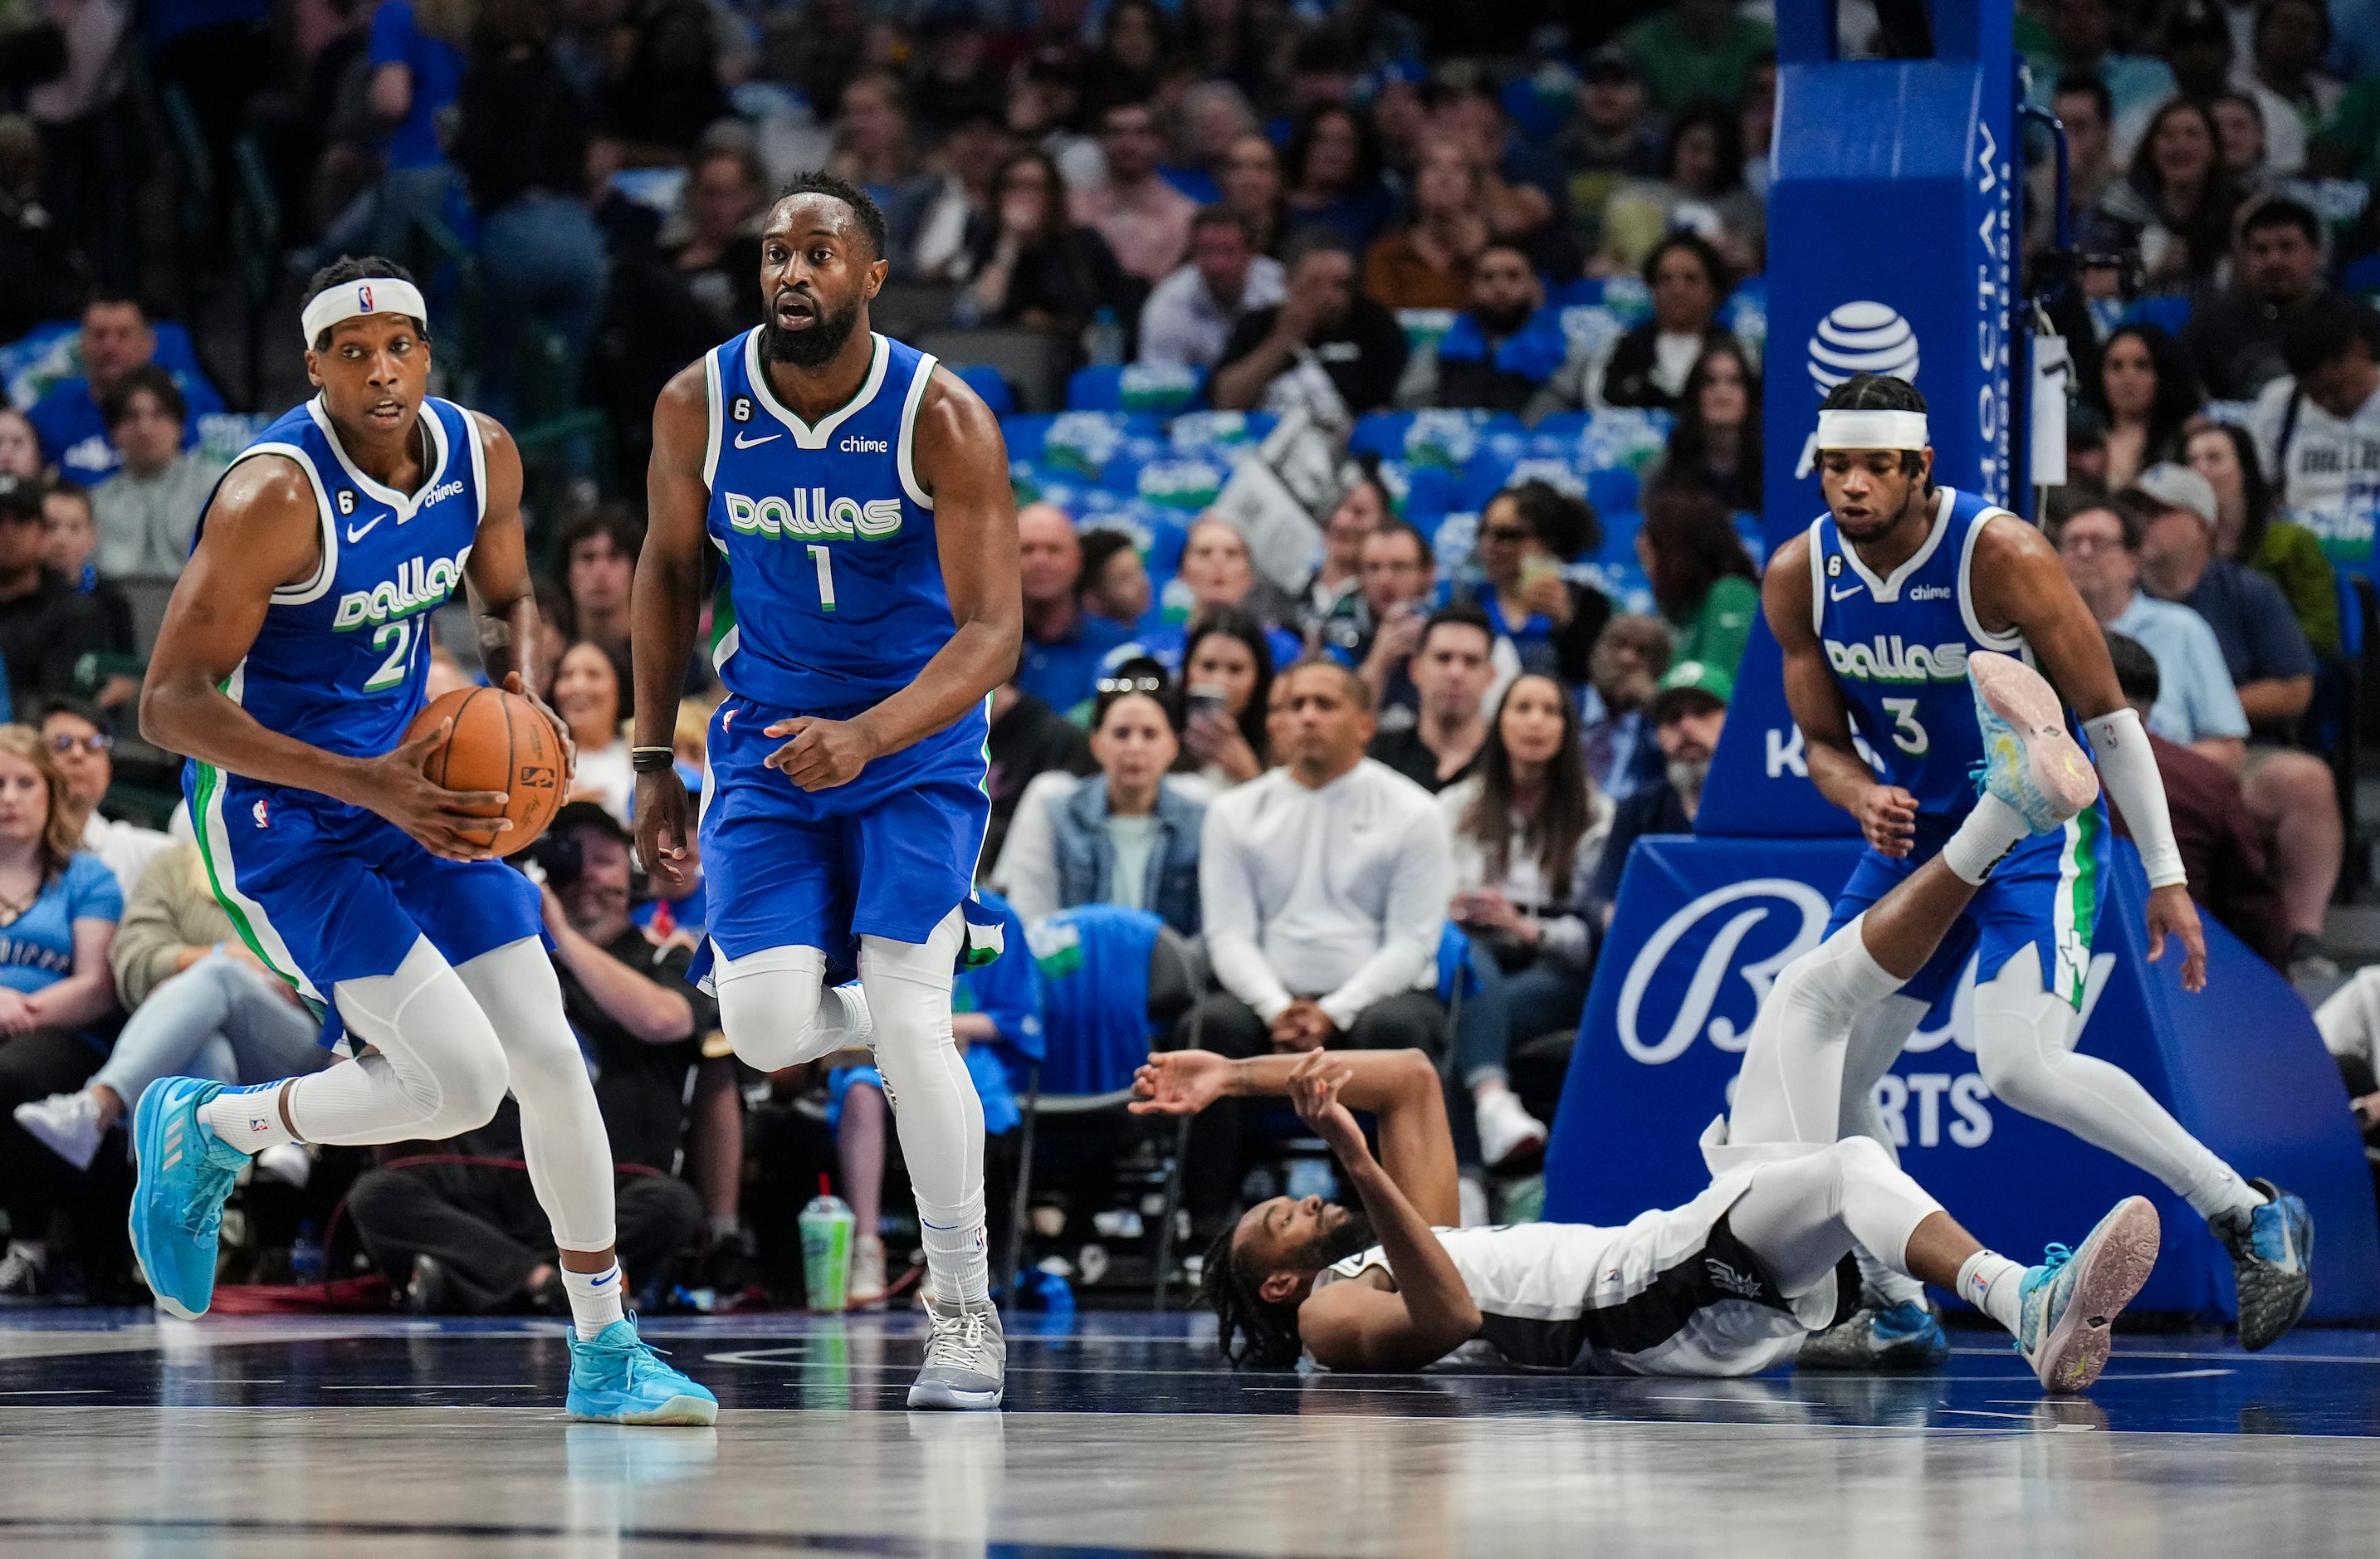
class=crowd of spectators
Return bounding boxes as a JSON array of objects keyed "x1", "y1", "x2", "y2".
[{"x1": 0, "y1": 0, "x2": 2368, "y2": 1309}]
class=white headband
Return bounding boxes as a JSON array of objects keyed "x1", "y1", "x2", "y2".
[
  {"x1": 301, "y1": 277, "x2": 429, "y2": 347},
  {"x1": 1816, "y1": 408, "x2": 1928, "y2": 451}
]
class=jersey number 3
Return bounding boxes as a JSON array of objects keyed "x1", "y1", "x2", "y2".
[{"x1": 1879, "y1": 696, "x2": 1929, "y2": 755}]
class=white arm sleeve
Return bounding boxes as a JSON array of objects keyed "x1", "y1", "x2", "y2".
[{"x1": 2080, "y1": 707, "x2": 2187, "y2": 889}]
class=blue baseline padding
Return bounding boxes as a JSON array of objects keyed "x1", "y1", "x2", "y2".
[{"x1": 1543, "y1": 833, "x2": 2380, "y2": 1320}]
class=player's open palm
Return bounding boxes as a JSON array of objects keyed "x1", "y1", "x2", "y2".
[
  {"x1": 634, "y1": 768, "x2": 698, "y2": 893},
  {"x1": 361, "y1": 719, "x2": 512, "y2": 861},
  {"x1": 1129, "y1": 1050, "x2": 1229, "y2": 1116},
  {"x1": 1287, "y1": 1052, "x2": 1365, "y2": 1162}
]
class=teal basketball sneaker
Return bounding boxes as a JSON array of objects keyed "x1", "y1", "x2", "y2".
[
  {"x1": 567, "y1": 1316, "x2": 719, "y2": 1425},
  {"x1": 1967, "y1": 649, "x2": 2099, "y2": 835},
  {"x1": 2016, "y1": 1195, "x2": 2161, "y2": 1392},
  {"x1": 127, "y1": 1078, "x2": 247, "y2": 1320}
]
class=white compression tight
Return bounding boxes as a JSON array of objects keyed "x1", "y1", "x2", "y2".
[
  {"x1": 1971, "y1": 946, "x2": 2257, "y2": 1221},
  {"x1": 1728, "y1": 1136, "x2": 1944, "y2": 1301},
  {"x1": 217, "y1": 936, "x2": 618, "y2": 1252},
  {"x1": 714, "y1": 909, "x2": 989, "y2": 1303},
  {"x1": 1726, "y1": 914, "x2": 1907, "y2": 1151}
]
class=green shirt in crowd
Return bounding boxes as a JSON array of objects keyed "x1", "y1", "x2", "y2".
[{"x1": 1668, "y1": 573, "x2": 1760, "y2": 680}]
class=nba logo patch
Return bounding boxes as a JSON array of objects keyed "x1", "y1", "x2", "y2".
[
  {"x1": 358, "y1": 284, "x2": 374, "y2": 313},
  {"x1": 252, "y1": 798, "x2": 269, "y2": 828}
]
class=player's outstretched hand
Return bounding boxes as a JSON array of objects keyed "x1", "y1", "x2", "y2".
[
  {"x1": 358, "y1": 718, "x2": 513, "y2": 861},
  {"x1": 502, "y1": 671, "x2": 576, "y2": 784},
  {"x1": 1129, "y1": 1050, "x2": 1231, "y2": 1116},
  {"x1": 2145, "y1": 882, "x2": 2208, "y2": 993},
  {"x1": 1854, "y1": 783, "x2": 1920, "y2": 856},
  {"x1": 633, "y1": 767, "x2": 698, "y2": 894},
  {"x1": 1286, "y1": 1051, "x2": 1366, "y2": 1162},
  {"x1": 763, "y1": 716, "x2": 880, "y2": 791}
]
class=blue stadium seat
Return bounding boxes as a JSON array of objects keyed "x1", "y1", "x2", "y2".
[
  {"x1": 955, "y1": 363, "x2": 1014, "y2": 413},
  {"x1": 1067, "y1": 362, "x2": 1207, "y2": 413}
]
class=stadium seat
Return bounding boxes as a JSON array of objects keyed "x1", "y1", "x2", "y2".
[
  {"x1": 919, "y1": 327, "x2": 1072, "y2": 412},
  {"x1": 1066, "y1": 362, "x2": 1207, "y2": 413},
  {"x1": 955, "y1": 364, "x2": 1014, "y2": 413},
  {"x1": 1004, "y1": 907, "x2": 1205, "y2": 1309}
]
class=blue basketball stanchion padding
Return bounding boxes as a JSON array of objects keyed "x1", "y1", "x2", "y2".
[{"x1": 1543, "y1": 834, "x2": 2380, "y2": 1321}]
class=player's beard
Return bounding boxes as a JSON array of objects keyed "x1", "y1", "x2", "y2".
[
  {"x1": 761, "y1": 292, "x2": 863, "y2": 369},
  {"x1": 1295, "y1": 1207, "x2": 1378, "y2": 1271}
]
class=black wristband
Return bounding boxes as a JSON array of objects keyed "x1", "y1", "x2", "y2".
[{"x1": 630, "y1": 746, "x2": 677, "y2": 775}]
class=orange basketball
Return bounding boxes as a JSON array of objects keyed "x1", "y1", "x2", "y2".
[{"x1": 403, "y1": 687, "x2": 565, "y2": 858}]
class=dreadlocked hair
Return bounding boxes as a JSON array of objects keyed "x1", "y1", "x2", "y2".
[{"x1": 1199, "y1": 1222, "x2": 1304, "y2": 1370}]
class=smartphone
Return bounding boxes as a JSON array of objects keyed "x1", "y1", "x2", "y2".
[
  {"x1": 1519, "y1": 555, "x2": 1559, "y2": 592},
  {"x1": 1186, "y1": 683, "x2": 1228, "y2": 721}
]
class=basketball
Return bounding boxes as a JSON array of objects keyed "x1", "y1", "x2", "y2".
[{"x1": 403, "y1": 686, "x2": 565, "y2": 857}]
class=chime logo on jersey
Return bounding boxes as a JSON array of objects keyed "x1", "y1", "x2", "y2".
[
  {"x1": 330, "y1": 544, "x2": 475, "y2": 629},
  {"x1": 721, "y1": 488, "x2": 903, "y2": 542},
  {"x1": 1823, "y1": 634, "x2": 1970, "y2": 684}
]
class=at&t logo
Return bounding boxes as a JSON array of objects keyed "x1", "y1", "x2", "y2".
[
  {"x1": 1807, "y1": 301, "x2": 1921, "y2": 391},
  {"x1": 1617, "y1": 879, "x2": 1831, "y2": 1064}
]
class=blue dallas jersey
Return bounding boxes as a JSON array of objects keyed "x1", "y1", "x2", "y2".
[
  {"x1": 701, "y1": 329, "x2": 950, "y2": 713},
  {"x1": 1807, "y1": 486, "x2": 2035, "y2": 821},
  {"x1": 195, "y1": 395, "x2": 486, "y2": 761}
]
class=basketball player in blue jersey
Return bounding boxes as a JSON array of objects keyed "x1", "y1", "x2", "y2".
[
  {"x1": 631, "y1": 173, "x2": 1022, "y2": 1409},
  {"x1": 125, "y1": 259, "x2": 714, "y2": 1426},
  {"x1": 1715, "y1": 373, "x2": 2312, "y2": 1364}
]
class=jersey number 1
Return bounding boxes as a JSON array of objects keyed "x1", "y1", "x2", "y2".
[{"x1": 808, "y1": 545, "x2": 837, "y2": 613}]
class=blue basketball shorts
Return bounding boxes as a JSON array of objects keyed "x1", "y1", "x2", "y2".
[
  {"x1": 186, "y1": 762, "x2": 545, "y2": 1047},
  {"x1": 693, "y1": 692, "x2": 991, "y2": 978},
  {"x1": 1825, "y1": 802, "x2": 2113, "y2": 1010}
]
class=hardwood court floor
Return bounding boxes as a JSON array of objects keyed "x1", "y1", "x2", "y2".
[{"x1": 0, "y1": 1309, "x2": 2375, "y2": 1557}]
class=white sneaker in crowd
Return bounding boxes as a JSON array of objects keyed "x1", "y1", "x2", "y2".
[
  {"x1": 1474, "y1": 1086, "x2": 1547, "y2": 1172},
  {"x1": 14, "y1": 1091, "x2": 102, "y2": 1171}
]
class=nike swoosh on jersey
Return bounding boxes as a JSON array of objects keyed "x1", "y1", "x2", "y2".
[
  {"x1": 1830, "y1": 583, "x2": 1864, "y2": 601},
  {"x1": 345, "y1": 516, "x2": 384, "y2": 544},
  {"x1": 734, "y1": 431, "x2": 782, "y2": 448}
]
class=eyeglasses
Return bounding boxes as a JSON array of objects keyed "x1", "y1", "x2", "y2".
[
  {"x1": 47, "y1": 732, "x2": 111, "y2": 755},
  {"x1": 1096, "y1": 676, "x2": 1166, "y2": 695},
  {"x1": 1479, "y1": 525, "x2": 1531, "y2": 544}
]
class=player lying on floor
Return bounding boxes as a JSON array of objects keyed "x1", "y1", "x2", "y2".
[{"x1": 1132, "y1": 652, "x2": 2156, "y2": 1390}]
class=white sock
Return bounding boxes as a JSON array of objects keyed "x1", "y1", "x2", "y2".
[
  {"x1": 1941, "y1": 792, "x2": 2032, "y2": 886},
  {"x1": 829, "y1": 980, "x2": 875, "y2": 1047},
  {"x1": 1855, "y1": 1244, "x2": 1928, "y2": 1308},
  {"x1": 707, "y1": 1214, "x2": 741, "y2": 1245},
  {"x1": 198, "y1": 1081, "x2": 296, "y2": 1154},
  {"x1": 919, "y1": 1189, "x2": 991, "y2": 1308},
  {"x1": 559, "y1": 1260, "x2": 626, "y2": 1340},
  {"x1": 1957, "y1": 1250, "x2": 2026, "y2": 1334},
  {"x1": 2197, "y1": 1175, "x2": 2268, "y2": 1224}
]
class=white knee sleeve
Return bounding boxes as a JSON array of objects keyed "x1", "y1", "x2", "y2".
[
  {"x1": 289, "y1": 937, "x2": 509, "y2": 1146},
  {"x1": 713, "y1": 945, "x2": 876, "y2": 1072},
  {"x1": 859, "y1": 910, "x2": 984, "y2": 1213},
  {"x1": 1973, "y1": 946, "x2": 2253, "y2": 1218},
  {"x1": 1837, "y1": 994, "x2": 1931, "y2": 1165},
  {"x1": 1728, "y1": 915, "x2": 1906, "y2": 1149},
  {"x1": 455, "y1": 937, "x2": 616, "y2": 1253}
]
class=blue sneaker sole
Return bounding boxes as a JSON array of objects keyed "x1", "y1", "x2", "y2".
[
  {"x1": 567, "y1": 1394, "x2": 719, "y2": 1426},
  {"x1": 126, "y1": 1081, "x2": 208, "y2": 1322}
]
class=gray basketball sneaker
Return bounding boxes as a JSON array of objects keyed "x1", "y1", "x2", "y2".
[{"x1": 908, "y1": 1293, "x2": 1006, "y2": 1410}]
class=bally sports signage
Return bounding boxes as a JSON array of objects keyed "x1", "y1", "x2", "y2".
[{"x1": 1542, "y1": 835, "x2": 2379, "y2": 1320}]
